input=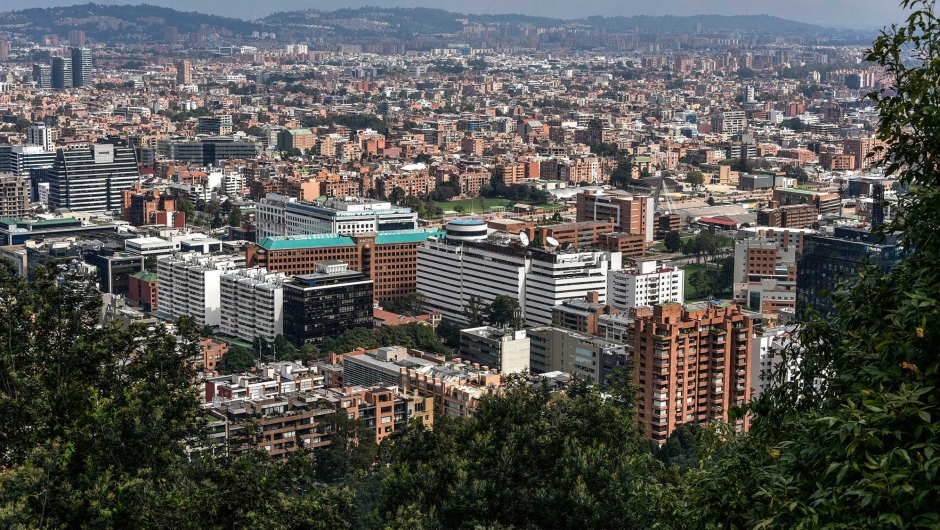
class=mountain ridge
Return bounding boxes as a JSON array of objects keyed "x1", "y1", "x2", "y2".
[{"x1": 0, "y1": 3, "x2": 832, "y2": 43}]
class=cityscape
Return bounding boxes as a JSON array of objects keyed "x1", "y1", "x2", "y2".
[{"x1": 0, "y1": 1, "x2": 936, "y2": 528}]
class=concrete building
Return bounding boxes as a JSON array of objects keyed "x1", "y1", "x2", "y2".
[
  {"x1": 576, "y1": 190, "x2": 655, "y2": 242},
  {"x1": 49, "y1": 143, "x2": 141, "y2": 213},
  {"x1": 247, "y1": 228, "x2": 442, "y2": 301},
  {"x1": 175, "y1": 59, "x2": 192, "y2": 85},
  {"x1": 551, "y1": 291, "x2": 619, "y2": 336},
  {"x1": 528, "y1": 325, "x2": 628, "y2": 384},
  {"x1": 459, "y1": 327, "x2": 530, "y2": 374},
  {"x1": 26, "y1": 123, "x2": 53, "y2": 151},
  {"x1": 0, "y1": 145, "x2": 56, "y2": 178},
  {"x1": 630, "y1": 302, "x2": 755, "y2": 443},
  {"x1": 219, "y1": 268, "x2": 288, "y2": 344},
  {"x1": 156, "y1": 252, "x2": 242, "y2": 326},
  {"x1": 711, "y1": 110, "x2": 748, "y2": 134},
  {"x1": 282, "y1": 262, "x2": 374, "y2": 346},
  {"x1": 196, "y1": 115, "x2": 233, "y2": 135},
  {"x1": 256, "y1": 195, "x2": 417, "y2": 238},
  {"x1": 417, "y1": 237, "x2": 621, "y2": 326},
  {"x1": 609, "y1": 259, "x2": 684, "y2": 310},
  {"x1": 0, "y1": 174, "x2": 30, "y2": 218}
]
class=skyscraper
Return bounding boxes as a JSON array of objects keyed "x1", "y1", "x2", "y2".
[
  {"x1": 71, "y1": 47, "x2": 92, "y2": 87},
  {"x1": 176, "y1": 59, "x2": 192, "y2": 85},
  {"x1": 0, "y1": 40, "x2": 9, "y2": 62},
  {"x1": 32, "y1": 64, "x2": 52, "y2": 88},
  {"x1": 49, "y1": 143, "x2": 141, "y2": 213},
  {"x1": 51, "y1": 56, "x2": 72, "y2": 90}
]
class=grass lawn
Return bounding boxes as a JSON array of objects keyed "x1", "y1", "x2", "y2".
[
  {"x1": 430, "y1": 198, "x2": 567, "y2": 216},
  {"x1": 652, "y1": 234, "x2": 695, "y2": 252},
  {"x1": 681, "y1": 262, "x2": 722, "y2": 302},
  {"x1": 431, "y1": 198, "x2": 511, "y2": 214}
]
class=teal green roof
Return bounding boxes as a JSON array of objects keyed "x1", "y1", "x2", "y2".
[
  {"x1": 376, "y1": 229, "x2": 443, "y2": 245},
  {"x1": 259, "y1": 233, "x2": 355, "y2": 250},
  {"x1": 257, "y1": 229, "x2": 443, "y2": 251},
  {"x1": 131, "y1": 271, "x2": 158, "y2": 282}
]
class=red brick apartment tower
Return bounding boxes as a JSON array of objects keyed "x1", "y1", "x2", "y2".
[{"x1": 631, "y1": 303, "x2": 754, "y2": 443}]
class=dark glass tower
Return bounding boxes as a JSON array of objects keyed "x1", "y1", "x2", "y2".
[{"x1": 282, "y1": 262, "x2": 374, "y2": 346}]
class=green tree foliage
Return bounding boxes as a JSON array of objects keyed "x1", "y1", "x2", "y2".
[
  {"x1": 320, "y1": 322, "x2": 448, "y2": 355},
  {"x1": 375, "y1": 374, "x2": 691, "y2": 529},
  {"x1": 681, "y1": 232, "x2": 731, "y2": 264},
  {"x1": 217, "y1": 344, "x2": 255, "y2": 374},
  {"x1": 664, "y1": 231, "x2": 683, "y2": 252},
  {"x1": 656, "y1": 423, "x2": 702, "y2": 472},
  {"x1": 176, "y1": 195, "x2": 195, "y2": 222},
  {"x1": 488, "y1": 294, "x2": 524, "y2": 328},
  {"x1": 0, "y1": 264, "x2": 354, "y2": 527},
  {"x1": 463, "y1": 295, "x2": 489, "y2": 327},
  {"x1": 780, "y1": 117, "x2": 809, "y2": 132},
  {"x1": 227, "y1": 205, "x2": 243, "y2": 227},
  {"x1": 685, "y1": 170, "x2": 705, "y2": 188},
  {"x1": 695, "y1": 3, "x2": 940, "y2": 527}
]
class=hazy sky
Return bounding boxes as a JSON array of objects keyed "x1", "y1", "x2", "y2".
[{"x1": 0, "y1": 0, "x2": 909, "y2": 28}]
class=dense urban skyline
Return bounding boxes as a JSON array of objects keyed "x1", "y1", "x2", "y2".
[{"x1": 0, "y1": 0, "x2": 908, "y2": 28}]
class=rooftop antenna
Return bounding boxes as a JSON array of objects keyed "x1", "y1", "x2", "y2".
[{"x1": 546, "y1": 236, "x2": 560, "y2": 247}]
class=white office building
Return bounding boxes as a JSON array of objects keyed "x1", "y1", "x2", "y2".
[
  {"x1": 156, "y1": 252, "x2": 241, "y2": 325},
  {"x1": 417, "y1": 237, "x2": 621, "y2": 326},
  {"x1": 256, "y1": 194, "x2": 418, "y2": 239},
  {"x1": 609, "y1": 259, "x2": 684, "y2": 310},
  {"x1": 26, "y1": 123, "x2": 53, "y2": 151},
  {"x1": 220, "y1": 268, "x2": 287, "y2": 344},
  {"x1": 524, "y1": 249, "x2": 621, "y2": 325}
]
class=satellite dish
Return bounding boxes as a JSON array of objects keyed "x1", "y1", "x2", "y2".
[
  {"x1": 519, "y1": 231, "x2": 530, "y2": 247},
  {"x1": 545, "y1": 236, "x2": 560, "y2": 247}
]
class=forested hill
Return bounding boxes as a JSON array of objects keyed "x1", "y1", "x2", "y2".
[{"x1": 0, "y1": 4, "x2": 828, "y2": 44}]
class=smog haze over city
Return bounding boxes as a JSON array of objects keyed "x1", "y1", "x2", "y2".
[
  {"x1": 0, "y1": 0, "x2": 937, "y2": 528},
  {"x1": 1, "y1": 0, "x2": 909, "y2": 26}
]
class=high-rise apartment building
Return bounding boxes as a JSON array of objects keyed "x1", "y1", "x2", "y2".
[
  {"x1": 609, "y1": 259, "x2": 685, "y2": 310},
  {"x1": 631, "y1": 302, "x2": 754, "y2": 443},
  {"x1": 51, "y1": 56, "x2": 72, "y2": 89},
  {"x1": 32, "y1": 64, "x2": 52, "y2": 88},
  {"x1": 69, "y1": 30, "x2": 86, "y2": 46},
  {"x1": 0, "y1": 174, "x2": 30, "y2": 218},
  {"x1": 711, "y1": 110, "x2": 748, "y2": 134},
  {"x1": 156, "y1": 252, "x2": 242, "y2": 326},
  {"x1": 575, "y1": 190, "x2": 655, "y2": 242},
  {"x1": 49, "y1": 143, "x2": 141, "y2": 213},
  {"x1": 70, "y1": 47, "x2": 92, "y2": 87},
  {"x1": 176, "y1": 59, "x2": 192, "y2": 85},
  {"x1": 282, "y1": 262, "x2": 374, "y2": 346},
  {"x1": 0, "y1": 40, "x2": 9, "y2": 62},
  {"x1": 219, "y1": 268, "x2": 288, "y2": 344},
  {"x1": 26, "y1": 122, "x2": 53, "y2": 151},
  {"x1": 164, "y1": 26, "x2": 179, "y2": 45},
  {"x1": 842, "y1": 137, "x2": 883, "y2": 170}
]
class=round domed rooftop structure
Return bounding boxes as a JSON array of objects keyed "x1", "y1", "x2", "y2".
[{"x1": 445, "y1": 219, "x2": 489, "y2": 242}]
